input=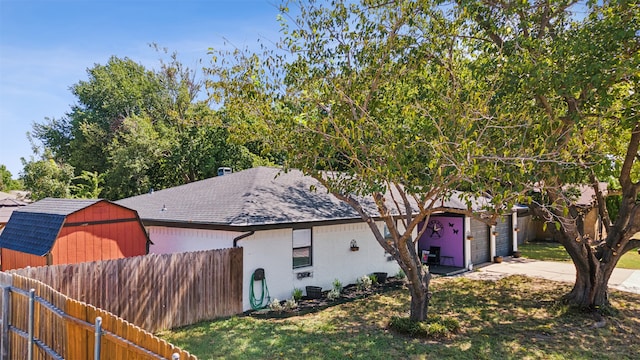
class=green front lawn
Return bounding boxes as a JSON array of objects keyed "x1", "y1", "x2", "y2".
[
  {"x1": 519, "y1": 242, "x2": 640, "y2": 270},
  {"x1": 158, "y1": 276, "x2": 640, "y2": 359}
]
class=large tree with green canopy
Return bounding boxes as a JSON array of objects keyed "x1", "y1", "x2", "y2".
[
  {"x1": 458, "y1": 0, "x2": 639, "y2": 310},
  {"x1": 210, "y1": 0, "x2": 523, "y2": 321},
  {"x1": 210, "y1": 0, "x2": 638, "y2": 321}
]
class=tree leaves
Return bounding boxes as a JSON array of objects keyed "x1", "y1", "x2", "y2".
[{"x1": 27, "y1": 53, "x2": 275, "y2": 199}]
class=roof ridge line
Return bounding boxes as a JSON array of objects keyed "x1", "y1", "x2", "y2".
[{"x1": 233, "y1": 167, "x2": 281, "y2": 226}]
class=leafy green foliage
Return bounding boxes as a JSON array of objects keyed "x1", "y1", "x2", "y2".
[
  {"x1": 205, "y1": 0, "x2": 640, "y2": 315},
  {"x1": 0, "y1": 165, "x2": 22, "y2": 191},
  {"x1": 20, "y1": 156, "x2": 74, "y2": 200},
  {"x1": 29, "y1": 52, "x2": 274, "y2": 200},
  {"x1": 332, "y1": 278, "x2": 343, "y2": 293},
  {"x1": 292, "y1": 288, "x2": 303, "y2": 301},
  {"x1": 209, "y1": 0, "x2": 531, "y2": 322},
  {"x1": 70, "y1": 170, "x2": 104, "y2": 199},
  {"x1": 456, "y1": 0, "x2": 640, "y2": 307}
]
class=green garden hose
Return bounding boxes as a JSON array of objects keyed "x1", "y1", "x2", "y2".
[{"x1": 249, "y1": 272, "x2": 270, "y2": 309}]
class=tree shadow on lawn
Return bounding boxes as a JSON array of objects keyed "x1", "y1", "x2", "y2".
[
  {"x1": 431, "y1": 275, "x2": 640, "y2": 359},
  {"x1": 160, "y1": 275, "x2": 640, "y2": 359}
]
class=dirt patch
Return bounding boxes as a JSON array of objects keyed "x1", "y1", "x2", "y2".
[{"x1": 246, "y1": 277, "x2": 406, "y2": 319}]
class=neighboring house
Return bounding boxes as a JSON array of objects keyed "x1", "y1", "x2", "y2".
[
  {"x1": 530, "y1": 183, "x2": 609, "y2": 242},
  {"x1": 0, "y1": 198, "x2": 150, "y2": 270},
  {"x1": 117, "y1": 166, "x2": 519, "y2": 312},
  {"x1": 0, "y1": 194, "x2": 29, "y2": 233}
]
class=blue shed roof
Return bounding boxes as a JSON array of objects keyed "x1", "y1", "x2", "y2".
[{"x1": 0, "y1": 211, "x2": 65, "y2": 256}]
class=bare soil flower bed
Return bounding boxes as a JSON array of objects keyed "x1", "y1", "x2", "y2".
[{"x1": 246, "y1": 277, "x2": 405, "y2": 319}]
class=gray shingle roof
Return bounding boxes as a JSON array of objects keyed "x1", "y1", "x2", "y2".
[
  {"x1": 15, "y1": 198, "x2": 102, "y2": 215},
  {"x1": 116, "y1": 166, "x2": 492, "y2": 229},
  {"x1": 0, "y1": 198, "x2": 29, "y2": 207},
  {"x1": 0, "y1": 198, "x2": 103, "y2": 256},
  {"x1": 116, "y1": 167, "x2": 367, "y2": 227},
  {"x1": 0, "y1": 198, "x2": 28, "y2": 224}
]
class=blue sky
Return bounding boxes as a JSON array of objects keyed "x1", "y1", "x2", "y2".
[{"x1": 0, "y1": 0, "x2": 283, "y2": 177}]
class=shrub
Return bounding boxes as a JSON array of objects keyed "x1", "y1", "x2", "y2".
[
  {"x1": 437, "y1": 316, "x2": 461, "y2": 334},
  {"x1": 332, "y1": 278, "x2": 343, "y2": 293},
  {"x1": 269, "y1": 298, "x2": 283, "y2": 312},
  {"x1": 292, "y1": 288, "x2": 303, "y2": 301},
  {"x1": 395, "y1": 269, "x2": 406, "y2": 280},
  {"x1": 356, "y1": 275, "x2": 373, "y2": 291},
  {"x1": 327, "y1": 288, "x2": 341, "y2": 301},
  {"x1": 369, "y1": 274, "x2": 378, "y2": 285},
  {"x1": 425, "y1": 322, "x2": 449, "y2": 337},
  {"x1": 389, "y1": 315, "x2": 460, "y2": 339},
  {"x1": 284, "y1": 298, "x2": 298, "y2": 311}
]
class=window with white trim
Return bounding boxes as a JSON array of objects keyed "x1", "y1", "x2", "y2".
[{"x1": 292, "y1": 228, "x2": 312, "y2": 268}]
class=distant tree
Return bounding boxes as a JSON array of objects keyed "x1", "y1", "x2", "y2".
[
  {"x1": 71, "y1": 56, "x2": 171, "y2": 173},
  {"x1": 30, "y1": 52, "x2": 275, "y2": 199},
  {"x1": 103, "y1": 114, "x2": 167, "y2": 199},
  {"x1": 70, "y1": 170, "x2": 104, "y2": 199},
  {"x1": 0, "y1": 165, "x2": 22, "y2": 192},
  {"x1": 30, "y1": 117, "x2": 72, "y2": 164},
  {"x1": 102, "y1": 105, "x2": 265, "y2": 200},
  {"x1": 21, "y1": 155, "x2": 74, "y2": 200}
]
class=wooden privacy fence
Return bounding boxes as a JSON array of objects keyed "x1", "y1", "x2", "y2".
[
  {"x1": 8, "y1": 248, "x2": 244, "y2": 333},
  {"x1": 0, "y1": 272, "x2": 196, "y2": 360}
]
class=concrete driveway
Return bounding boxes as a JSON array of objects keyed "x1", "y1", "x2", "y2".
[{"x1": 462, "y1": 257, "x2": 640, "y2": 295}]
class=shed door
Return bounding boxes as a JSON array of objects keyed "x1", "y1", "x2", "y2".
[
  {"x1": 495, "y1": 216, "x2": 513, "y2": 257},
  {"x1": 470, "y1": 219, "x2": 490, "y2": 264}
]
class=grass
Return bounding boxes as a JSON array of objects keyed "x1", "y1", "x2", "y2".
[
  {"x1": 519, "y1": 242, "x2": 640, "y2": 270},
  {"x1": 158, "y1": 276, "x2": 640, "y2": 359}
]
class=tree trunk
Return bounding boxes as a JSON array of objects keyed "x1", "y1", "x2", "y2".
[
  {"x1": 563, "y1": 249, "x2": 616, "y2": 309},
  {"x1": 407, "y1": 269, "x2": 432, "y2": 321}
]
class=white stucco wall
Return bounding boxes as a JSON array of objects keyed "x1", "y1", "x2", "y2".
[
  {"x1": 307, "y1": 222, "x2": 400, "y2": 290},
  {"x1": 145, "y1": 222, "x2": 405, "y2": 312},
  {"x1": 239, "y1": 221, "x2": 402, "y2": 312},
  {"x1": 240, "y1": 228, "x2": 293, "y2": 311},
  {"x1": 146, "y1": 226, "x2": 239, "y2": 254}
]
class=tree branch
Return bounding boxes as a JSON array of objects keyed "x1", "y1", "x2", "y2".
[
  {"x1": 620, "y1": 123, "x2": 640, "y2": 190},
  {"x1": 590, "y1": 173, "x2": 611, "y2": 235}
]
